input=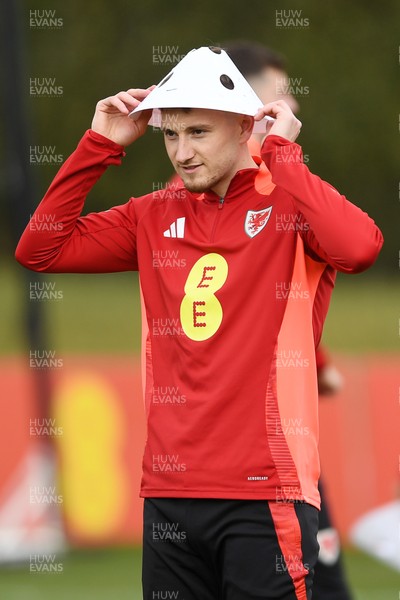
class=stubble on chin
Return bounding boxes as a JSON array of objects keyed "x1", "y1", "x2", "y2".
[
  {"x1": 181, "y1": 173, "x2": 220, "y2": 194},
  {"x1": 183, "y1": 181, "x2": 207, "y2": 193}
]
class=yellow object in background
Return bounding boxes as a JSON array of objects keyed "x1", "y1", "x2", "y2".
[{"x1": 54, "y1": 374, "x2": 128, "y2": 539}]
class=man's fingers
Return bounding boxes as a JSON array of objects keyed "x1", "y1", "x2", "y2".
[
  {"x1": 126, "y1": 85, "x2": 156, "y2": 92},
  {"x1": 126, "y1": 87, "x2": 154, "y2": 94},
  {"x1": 255, "y1": 100, "x2": 295, "y2": 120},
  {"x1": 97, "y1": 96, "x2": 129, "y2": 114},
  {"x1": 98, "y1": 88, "x2": 154, "y2": 114},
  {"x1": 255, "y1": 99, "x2": 302, "y2": 142},
  {"x1": 126, "y1": 87, "x2": 155, "y2": 100},
  {"x1": 254, "y1": 110, "x2": 266, "y2": 121}
]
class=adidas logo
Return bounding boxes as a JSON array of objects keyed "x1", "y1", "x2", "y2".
[{"x1": 163, "y1": 217, "x2": 185, "y2": 239}]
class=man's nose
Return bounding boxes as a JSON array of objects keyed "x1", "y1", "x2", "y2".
[{"x1": 175, "y1": 136, "x2": 195, "y2": 163}]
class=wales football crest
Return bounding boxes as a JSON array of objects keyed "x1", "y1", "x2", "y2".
[{"x1": 244, "y1": 206, "x2": 273, "y2": 238}]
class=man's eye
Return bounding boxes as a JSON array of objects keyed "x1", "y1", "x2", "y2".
[
  {"x1": 164, "y1": 129, "x2": 177, "y2": 138},
  {"x1": 193, "y1": 129, "x2": 205, "y2": 135}
]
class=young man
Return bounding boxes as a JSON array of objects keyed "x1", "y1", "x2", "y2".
[{"x1": 16, "y1": 47, "x2": 383, "y2": 599}]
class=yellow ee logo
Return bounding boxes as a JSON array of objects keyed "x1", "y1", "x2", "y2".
[{"x1": 180, "y1": 253, "x2": 228, "y2": 341}]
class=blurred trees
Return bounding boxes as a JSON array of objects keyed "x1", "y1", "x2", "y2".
[{"x1": 2, "y1": 0, "x2": 398, "y2": 273}]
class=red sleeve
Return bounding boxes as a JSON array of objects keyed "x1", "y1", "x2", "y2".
[
  {"x1": 15, "y1": 130, "x2": 138, "y2": 273},
  {"x1": 261, "y1": 135, "x2": 384, "y2": 273}
]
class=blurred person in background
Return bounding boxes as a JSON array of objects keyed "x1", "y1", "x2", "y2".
[
  {"x1": 15, "y1": 46, "x2": 382, "y2": 598},
  {"x1": 315, "y1": 347, "x2": 352, "y2": 600},
  {"x1": 225, "y1": 40, "x2": 353, "y2": 599}
]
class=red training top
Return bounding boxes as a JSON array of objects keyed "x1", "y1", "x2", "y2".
[{"x1": 16, "y1": 130, "x2": 383, "y2": 508}]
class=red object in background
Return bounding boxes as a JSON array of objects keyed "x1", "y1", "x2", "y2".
[
  {"x1": 0, "y1": 354, "x2": 398, "y2": 546},
  {"x1": 318, "y1": 354, "x2": 399, "y2": 539}
]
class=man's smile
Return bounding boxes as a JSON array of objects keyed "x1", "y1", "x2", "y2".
[{"x1": 180, "y1": 164, "x2": 203, "y2": 174}]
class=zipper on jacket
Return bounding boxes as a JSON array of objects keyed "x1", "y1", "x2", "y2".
[{"x1": 210, "y1": 197, "x2": 224, "y2": 242}]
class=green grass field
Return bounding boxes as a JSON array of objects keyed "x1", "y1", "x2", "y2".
[{"x1": 0, "y1": 546, "x2": 399, "y2": 599}]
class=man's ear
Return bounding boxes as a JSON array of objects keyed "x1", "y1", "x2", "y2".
[{"x1": 239, "y1": 115, "x2": 254, "y2": 143}]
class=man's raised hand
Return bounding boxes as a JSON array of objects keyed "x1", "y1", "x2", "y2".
[
  {"x1": 91, "y1": 87, "x2": 155, "y2": 146},
  {"x1": 254, "y1": 100, "x2": 302, "y2": 143}
]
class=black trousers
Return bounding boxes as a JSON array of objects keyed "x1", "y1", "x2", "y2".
[{"x1": 142, "y1": 498, "x2": 319, "y2": 600}]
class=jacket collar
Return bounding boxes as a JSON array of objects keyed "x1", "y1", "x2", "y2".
[{"x1": 198, "y1": 156, "x2": 274, "y2": 204}]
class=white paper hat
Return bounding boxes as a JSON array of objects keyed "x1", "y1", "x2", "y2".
[{"x1": 130, "y1": 46, "x2": 272, "y2": 132}]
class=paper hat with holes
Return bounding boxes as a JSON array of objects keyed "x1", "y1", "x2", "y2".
[{"x1": 129, "y1": 46, "x2": 272, "y2": 132}]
